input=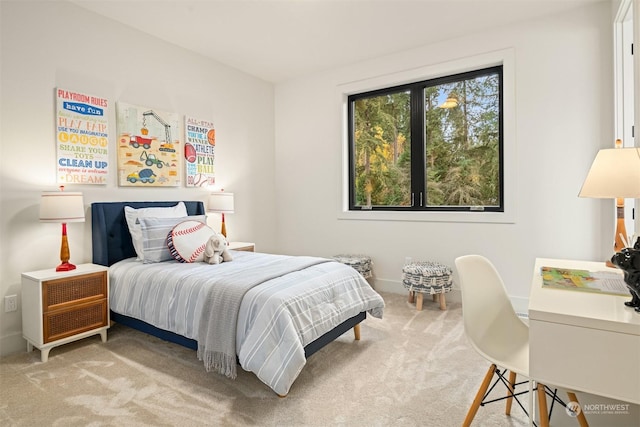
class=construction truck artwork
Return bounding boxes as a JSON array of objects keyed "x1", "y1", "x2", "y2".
[
  {"x1": 127, "y1": 168, "x2": 157, "y2": 184},
  {"x1": 116, "y1": 103, "x2": 181, "y2": 187}
]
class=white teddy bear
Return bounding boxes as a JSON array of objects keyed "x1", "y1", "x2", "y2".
[{"x1": 203, "y1": 233, "x2": 233, "y2": 264}]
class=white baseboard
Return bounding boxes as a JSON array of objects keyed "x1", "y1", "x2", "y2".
[
  {"x1": 372, "y1": 278, "x2": 527, "y2": 311},
  {"x1": 0, "y1": 332, "x2": 25, "y2": 358},
  {"x1": 370, "y1": 277, "x2": 404, "y2": 294},
  {"x1": 510, "y1": 296, "x2": 530, "y2": 318},
  {"x1": 371, "y1": 278, "x2": 461, "y2": 303}
]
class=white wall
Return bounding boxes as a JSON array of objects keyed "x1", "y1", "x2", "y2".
[
  {"x1": 274, "y1": 2, "x2": 615, "y2": 308},
  {"x1": 0, "y1": 1, "x2": 276, "y2": 355}
]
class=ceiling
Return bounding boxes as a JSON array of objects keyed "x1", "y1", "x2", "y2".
[{"x1": 71, "y1": 0, "x2": 601, "y2": 83}]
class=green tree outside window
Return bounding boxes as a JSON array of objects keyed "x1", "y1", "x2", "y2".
[{"x1": 349, "y1": 66, "x2": 502, "y2": 212}]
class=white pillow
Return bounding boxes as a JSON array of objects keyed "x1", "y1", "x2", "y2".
[
  {"x1": 167, "y1": 219, "x2": 216, "y2": 263},
  {"x1": 139, "y1": 215, "x2": 206, "y2": 263},
  {"x1": 124, "y1": 202, "x2": 188, "y2": 261}
]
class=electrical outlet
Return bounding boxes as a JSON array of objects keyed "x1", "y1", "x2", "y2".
[{"x1": 5, "y1": 295, "x2": 17, "y2": 312}]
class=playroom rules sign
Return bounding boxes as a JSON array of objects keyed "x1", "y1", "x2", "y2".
[{"x1": 56, "y1": 87, "x2": 110, "y2": 185}]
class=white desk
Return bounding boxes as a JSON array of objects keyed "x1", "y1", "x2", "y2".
[{"x1": 529, "y1": 258, "x2": 640, "y2": 405}]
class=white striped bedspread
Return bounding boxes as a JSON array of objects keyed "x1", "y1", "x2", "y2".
[{"x1": 109, "y1": 251, "x2": 385, "y2": 395}]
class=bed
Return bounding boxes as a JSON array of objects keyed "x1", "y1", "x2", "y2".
[{"x1": 91, "y1": 201, "x2": 384, "y2": 396}]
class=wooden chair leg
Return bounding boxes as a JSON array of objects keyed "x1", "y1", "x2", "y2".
[
  {"x1": 408, "y1": 290, "x2": 415, "y2": 303},
  {"x1": 432, "y1": 294, "x2": 438, "y2": 302},
  {"x1": 353, "y1": 323, "x2": 361, "y2": 341},
  {"x1": 537, "y1": 383, "x2": 549, "y2": 427},
  {"x1": 439, "y1": 293, "x2": 447, "y2": 310},
  {"x1": 463, "y1": 364, "x2": 497, "y2": 427},
  {"x1": 505, "y1": 371, "x2": 516, "y2": 415},
  {"x1": 416, "y1": 293, "x2": 423, "y2": 311},
  {"x1": 566, "y1": 392, "x2": 589, "y2": 427}
]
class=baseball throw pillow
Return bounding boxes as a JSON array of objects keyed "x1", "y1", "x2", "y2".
[{"x1": 168, "y1": 219, "x2": 216, "y2": 263}]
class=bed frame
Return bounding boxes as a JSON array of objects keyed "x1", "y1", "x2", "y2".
[{"x1": 91, "y1": 201, "x2": 365, "y2": 359}]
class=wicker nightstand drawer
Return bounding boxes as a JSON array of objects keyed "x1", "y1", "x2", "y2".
[
  {"x1": 44, "y1": 299, "x2": 108, "y2": 343},
  {"x1": 43, "y1": 271, "x2": 107, "y2": 310}
]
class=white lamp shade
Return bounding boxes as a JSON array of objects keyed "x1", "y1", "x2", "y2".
[
  {"x1": 579, "y1": 148, "x2": 640, "y2": 198},
  {"x1": 207, "y1": 192, "x2": 235, "y2": 213},
  {"x1": 40, "y1": 192, "x2": 85, "y2": 222}
]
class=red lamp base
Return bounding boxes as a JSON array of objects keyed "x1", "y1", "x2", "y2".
[
  {"x1": 56, "y1": 262, "x2": 76, "y2": 272},
  {"x1": 220, "y1": 212, "x2": 227, "y2": 237},
  {"x1": 56, "y1": 223, "x2": 76, "y2": 272}
]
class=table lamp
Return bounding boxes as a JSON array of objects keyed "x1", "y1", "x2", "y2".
[
  {"x1": 579, "y1": 146, "x2": 640, "y2": 261},
  {"x1": 40, "y1": 188, "x2": 85, "y2": 271},
  {"x1": 207, "y1": 191, "x2": 234, "y2": 237}
]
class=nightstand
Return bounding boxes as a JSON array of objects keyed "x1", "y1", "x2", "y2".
[
  {"x1": 228, "y1": 242, "x2": 255, "y2": 252},
  {"x1": 21, "y1": 263, "x2": 109, "y2": 362}
]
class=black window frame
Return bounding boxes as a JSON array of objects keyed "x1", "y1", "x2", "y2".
[{"x1": 347, "y1": 65, "x2": 504, "y2": 213}]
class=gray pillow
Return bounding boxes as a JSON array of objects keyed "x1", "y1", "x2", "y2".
[
  {"x1": 139, "y1": 215, "x2": 206, "y2": 263},
  {"x1": 124, "y1": 202, "x2": 188, "y2": 261}
]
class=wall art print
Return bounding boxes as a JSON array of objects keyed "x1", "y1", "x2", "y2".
[
  {"x1": 56, "y1": 88, "x2": 109, "y2": 185},
  {"x1": 184, "y1": 116, "x2": 215, "y2": 187},
  {"x1": 116, "y1": 102, "x2": 181, "y2": 187}
]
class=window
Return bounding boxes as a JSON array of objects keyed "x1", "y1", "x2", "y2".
[
  {"x1": 614, "y1": 0, "x2": 635, "y2": 236},
  {"x1": 348, "y1": 66, "x2": 503, "y2": 213}
]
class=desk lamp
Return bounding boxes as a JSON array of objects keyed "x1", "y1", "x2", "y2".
[
  {"x1": 39, "y1": 187, "x2": 85, "y2": 271},
  {"x1": 579, "y1": 146, "x2": 640, "y2": 262},
  {"x1": 208, "y1": 191, "x2": 234, "y2": 237}
]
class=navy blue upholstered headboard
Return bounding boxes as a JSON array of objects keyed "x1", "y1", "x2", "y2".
[{"x1": 91, "y1": 201, "x2": 205, "y2": 266}]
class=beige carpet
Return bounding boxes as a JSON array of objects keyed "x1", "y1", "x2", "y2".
[{"x1": 0, "y1": 292, "x2": 636, "y2": 426}]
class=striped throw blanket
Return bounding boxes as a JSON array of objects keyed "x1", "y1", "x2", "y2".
[{"x1": 196, "y1": 256, "x2": 330, "y2": 378}]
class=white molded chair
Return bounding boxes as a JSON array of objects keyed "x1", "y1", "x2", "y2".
[{"x1": 455, "y1": 255, "x2": 588, "y2": 427}]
